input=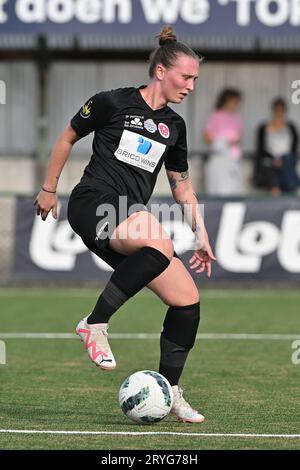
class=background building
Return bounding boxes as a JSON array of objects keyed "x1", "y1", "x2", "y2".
[{"x1": 0, "y1": 0, "x2": 299, "y2": 284}]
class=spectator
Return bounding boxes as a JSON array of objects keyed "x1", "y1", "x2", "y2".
[
  {"x1": 254, "y1": 97, "x2": 299, "y2": 196},
  {"x1": 204, "y1": 88, "x2": 243, "y2": 195}
]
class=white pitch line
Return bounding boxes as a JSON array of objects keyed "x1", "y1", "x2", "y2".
[
  {"x1": 0, "y1": 429, "x2": 300, "y2": 438},
  {"x1": 0, "y1": 288, "x2": 299, "y2": 299},
  {"x1": 0, "y1": 332, "x2": 299, "y2": 340}
]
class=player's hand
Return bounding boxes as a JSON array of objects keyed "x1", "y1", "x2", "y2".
[
  {"x1": 189, "y1": 236, "x2": 216, "y2": 278},
  {"x1": 34, "y1": 190, "x2": 58, "y2": 221}
]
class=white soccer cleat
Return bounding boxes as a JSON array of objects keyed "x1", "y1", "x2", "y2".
[
  {"x1": 171, "y1": 386, "x2": 205, "y2": 423},
  {"x1": 76, "y1": 317, "x2": 116, "y2": 371}
]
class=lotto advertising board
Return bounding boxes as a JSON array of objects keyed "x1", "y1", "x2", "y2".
[{"x1": 13, "y1": 196, "x2": 300, "y2": 284}]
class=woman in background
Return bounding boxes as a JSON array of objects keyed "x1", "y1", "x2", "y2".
[
  {"x1": 254, "y1": 97, "x2": 299, "y2": 196},
  {"x1": 204, "y1": 88, "x2": 243, "y2": 195}
]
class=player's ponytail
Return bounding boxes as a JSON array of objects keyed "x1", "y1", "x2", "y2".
[
  {"x1": 148, "y1": 25, "x2": 203, "y2": 78},
  {"x1": 157, "y1": 25, "x2": 177, "y2": 46}
]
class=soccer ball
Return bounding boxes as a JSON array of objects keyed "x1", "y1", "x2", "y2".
[{"x1": 119, "y1": 370, "x2": 173, "y2": 424}]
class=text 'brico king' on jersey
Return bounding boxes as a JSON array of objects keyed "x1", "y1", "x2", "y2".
[{"x1": 114, "y1": 130, "x2": 166, "y2": 173}]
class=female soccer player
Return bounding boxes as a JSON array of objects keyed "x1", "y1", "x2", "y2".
[{"x1": 34, "y1": 26, "x2": 216, "y2": 423}]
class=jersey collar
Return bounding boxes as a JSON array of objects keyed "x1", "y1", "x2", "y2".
[{"x1": 136, "y1": 85, "x2": 168, "y2": 114}]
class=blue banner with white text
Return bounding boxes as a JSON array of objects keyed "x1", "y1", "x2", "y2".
[{"x1": 1, "y1": 0, "x2": 300, "y2": 36}]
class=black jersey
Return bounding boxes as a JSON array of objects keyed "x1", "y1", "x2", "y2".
[{"x1": 70, "y1": 86, "x2": 188, "y2": 205}]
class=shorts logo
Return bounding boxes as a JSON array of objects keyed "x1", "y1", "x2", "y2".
[
  {"x1": 95, "y1": 221, "x2": 109, "y2": 241},
  {"x1": 158, "y1": 123, "x2": 170, "y2": 139},
  {"x1": 80, "y1": 100, "x2": 93, "y2": 119},
  {"x1": 144, "y1": 119, "x2": 157, "y2": 134},
  {"x1": 137, "y1": 136, "x2": 152, "y2": 155}
]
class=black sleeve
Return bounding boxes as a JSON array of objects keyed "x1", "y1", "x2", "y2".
[
  {"x1": 70, "y1": 92, "x2": 113, "y2": 139},
  {"x1": 164, "y1": 118, "x2": 188, "y2": 173}
]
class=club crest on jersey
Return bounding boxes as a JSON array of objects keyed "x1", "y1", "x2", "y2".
[
  {"x1": 80, "y1": 100, "x2": 93, "y2": 119},
  {"x1": 158, "y1": 123, "x2": 170, "y2": 139},
  {"x1": 144, "y1": 119, "x2": 157, "y2": 134}
]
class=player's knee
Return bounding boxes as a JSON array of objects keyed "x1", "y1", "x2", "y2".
[
  {"x1": 190, "y1": 286, "x2": 200, "y2": 304},
  {"x1": 184, "y1": 286, "x2": 200, "y2": 305},
  {"x1": 179, "y1": 283, "x2": 199, "y2": 305},
  {"x1": 160, "y1": 238, "x2": 174, "y2": 261},
  {"x1": 163, "y1": 283, "x2": 199, "y2": 307},
  {"x1": 145, "y1": 238, "x2": 174, "y2": 262}
]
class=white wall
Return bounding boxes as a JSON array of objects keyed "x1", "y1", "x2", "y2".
[
  {"x1": 0, "y1": 60, "x2": 299, "y2": 194},
  {"x1": 0, "y1": 63, "x2": 38, "y2": 154},
  {"x1": 47, "y1": 61, "x2": 300, "y2": 155},
  {"x1": 1, "y1": 60, "x2": 299, "y2": 156}
]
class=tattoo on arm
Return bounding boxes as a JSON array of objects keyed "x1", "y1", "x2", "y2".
[
  {"x1": 178, "y1": 170, "x2": 189, "y2": 182},
  {"x1": 167, "y1": 170, "x2": 189, "y2": 192},
  {"x1": 177, "y1": 199, "x2": 188, "y2": 211},
  {"x1": 194, "y1": 221, "x2": 200, "y2": 234},
  {"x1": 168, "y1": 173, "x2": 177, "y2": 191},
  {"x1": 177, "y1": 198, "x2": 195, "y2": 230},
  {"x1": 176, "y1": 196, "x2": 199, "y2": 233},
  {"x1": 169, "y1": 172, "x2": 201, "y2": 234}
]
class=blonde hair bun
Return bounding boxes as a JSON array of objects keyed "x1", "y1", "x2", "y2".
[{"x1": 158, "y1": 26, "x2": 177, "y2": 46}]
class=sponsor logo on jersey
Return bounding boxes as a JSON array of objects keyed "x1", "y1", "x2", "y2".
[
  {"x1": 131, "y1": 117, "x2": 143, "y2": 127},
  {"x1": 158, "y1": 122, "x2": 170, "y2": 139},
  {"x1": 137, "y1": 136, "x2": 152, "y2": 154},
  {"x1": 114, "y1": 130, "x2": 166, "y2": 173},
  {"x1": 144, "y1": 119, "x2": 157, "y2": 134},
  {"x1": 80, "y1": 100, "x2": 93, "y2": 119},
  {"x1": 124, "y1": 115, "x2": 144, "y2": 130}
]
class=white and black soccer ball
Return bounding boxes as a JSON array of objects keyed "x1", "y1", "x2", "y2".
[{"x1": 119, "y1": 370, "x2": 173, "y2": 424}]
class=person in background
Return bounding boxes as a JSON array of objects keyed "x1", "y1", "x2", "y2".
[
  {"x1": 254, "y1": 97, "x2": 299, "y2": 196},
  {"x1": 204, "y1": 88, "x2": 243, "y2": 195}
]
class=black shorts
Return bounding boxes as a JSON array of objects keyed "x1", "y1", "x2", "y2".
[{"x1": 67, "y1": 186, "x2": 179, "y2": 270}]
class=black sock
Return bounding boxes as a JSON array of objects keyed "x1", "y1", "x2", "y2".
[
  {"x1": 87, "y1": 246, "x2": 170, "y2": 324},
  {"x1": 159, "y1": 363, "x2": 188, "y2": 387},
  {"x1": 159, "y1": 302, "x2": 200, "y2": 386},
  {"x1": 159, "y1": 336, "x2": 189, "y2": 386}
]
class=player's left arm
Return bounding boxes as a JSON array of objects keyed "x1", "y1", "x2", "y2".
[{"x1": 166, "y1": 169, "x2": 216, "y2": 277}]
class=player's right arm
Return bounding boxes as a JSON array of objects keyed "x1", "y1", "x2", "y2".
[
  {"x1": 34, "y1": 91, "x2": 112, "y2": 221},
  {"x1": 34, "y1": 124, "x2": 78, "y2": 221}
]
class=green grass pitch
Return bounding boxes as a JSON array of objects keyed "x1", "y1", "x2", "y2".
[{"x1": 0, "y1": 288, "x2": 299, "y2": 450}]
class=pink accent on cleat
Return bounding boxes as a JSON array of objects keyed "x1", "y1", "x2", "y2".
[
  {"x1": 77, "y1": 328, "x2": 109, "y2": 361},
  {"x1": 76, "y1": 318, "x2": 116, "y2": 371}
]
